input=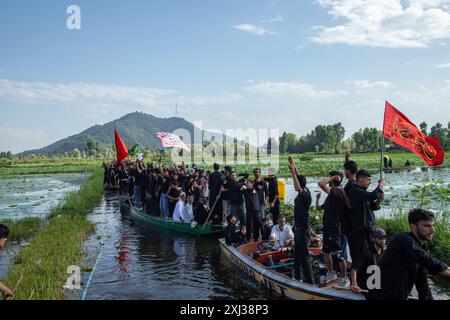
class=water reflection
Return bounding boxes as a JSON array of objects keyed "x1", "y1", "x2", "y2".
[{"x1": 81, "y1": 194, "x2": 269, "y2": 300}]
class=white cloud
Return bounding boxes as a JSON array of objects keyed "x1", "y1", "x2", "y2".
[
  {"x1": 243, "y1": 81, "x2": 347, "y2": 98},
  {"x1": 0, "y1": 79, "x2": 176, "y2": 107},
  {"x1": 346, "y1": 80, "x2": 394, "y2": 89},
  {"x1": 233, "y1": 24, "x2": 276, "y2": 36},
  {"x1": 311, "y1": 0, "x2": 450, "y2": 48},
  {"x1": 430, "y1": 62, "x2": 450, "y2": 68},
  {"x1": 261, "y1": 14, "x2": 285, "y2": 23}
]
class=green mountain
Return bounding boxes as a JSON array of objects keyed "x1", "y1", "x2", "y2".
[{"x1": 21, "y1": 112, "x2": 214, "y2": 155}]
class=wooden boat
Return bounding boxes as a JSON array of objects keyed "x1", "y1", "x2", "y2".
[
  {"x1": 120, "y1": 196, "x2": 224, "y2": 236},
  {"x1": 219, "y1": 238, "x2": 365, "y2": 300}
]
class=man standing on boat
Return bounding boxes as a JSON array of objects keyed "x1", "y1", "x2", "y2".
[
  {"x1": 288, "y1": 156, "x2": 315, "y2": 284},
  {"x1": 368, "y1": 209, "x2": 450, "y2": 300},
  {"x1": 342, "y1": 153, "x2": 358, "y2": 268},
  {"x1": 348, "y1": 169, "x2": 384, "y2": 263},
  {"x1": 208, "y1": 163, "x2": 224, "y2": 222},
  {"x1": 253, "y1": 168, "x2": 268, "y2": 221},
  {"x1": 0, "y1": 224, "x2": 13, "y2": 299},
  {"x1": 264, "y1": 168, "x2": 280, "y2": 225},
  {"x1": 317, "y1": 171, "x2": 350, "y2": 287}
]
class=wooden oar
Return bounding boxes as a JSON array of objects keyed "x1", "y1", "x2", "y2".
[
  {"x1": 201, "y1": 191, "x2": 222, "y2": 230},
  {"x1": 332, "y1": 285, "x2": 419, "y2": 300}
]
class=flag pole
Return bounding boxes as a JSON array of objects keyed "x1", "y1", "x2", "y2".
[{"x1": 380, "y1": 101, "x2": 387, "y2": 180}]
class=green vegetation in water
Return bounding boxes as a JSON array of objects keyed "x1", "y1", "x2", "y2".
[{"x1": 3, "y1": 168, "x2": 103, "y2": 300}]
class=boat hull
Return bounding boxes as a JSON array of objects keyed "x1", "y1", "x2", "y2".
[
  {"x1": 120, "y1": 196, "x2": 223, "y2": 236},
  {"x1": 219, "y1": 239, "x2": 365, "y2": 300}
]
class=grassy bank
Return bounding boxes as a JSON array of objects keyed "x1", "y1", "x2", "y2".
[
  {"x1": 0, "y1": 218, "x2": 44, "y2": 241},
  {"x1": 0, "y1": 162, "x2": 99, "y2": 176},
  {"x1": 2, "y1": 168, "x2": 103, "y2": 300}
]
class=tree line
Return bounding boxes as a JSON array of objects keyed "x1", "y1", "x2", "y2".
[{"x1": 267, "y1": 121, "x2": 450, "y2": 154}]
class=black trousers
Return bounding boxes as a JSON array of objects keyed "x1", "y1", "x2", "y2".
[
  {"x1": 294, "y1": 228, "x2": 315, "y2": 285},
  {"x1": 350, "y1": 230, "x2": 371, "y2": 263},
  {"x1": 246, "y1": 209, "x2": 260, "y2": 241},
  {"x1": 270, "y1": 200, "x2": 280, "y2": 225}
]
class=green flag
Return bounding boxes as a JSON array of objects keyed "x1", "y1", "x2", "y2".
[{"x1": 127, "y1": 145, "x2": 141, "y2": 157}]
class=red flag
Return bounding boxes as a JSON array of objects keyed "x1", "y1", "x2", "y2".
[
  {"x1": 383, "y1": 101, "x2": 445, "y2": 166},
  {"x1": 114, "y1": 129, "x2": 128, "y2": 164}
]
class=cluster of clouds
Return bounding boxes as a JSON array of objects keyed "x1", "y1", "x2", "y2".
[
  {"x1": 233, "y1": 1, "x2": 450, "y2": 48},
  {"x1": 311, "y1": 0, "x2": 450, "y2": 48}
]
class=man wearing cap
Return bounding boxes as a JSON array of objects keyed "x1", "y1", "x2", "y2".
[{"x1": 351, "y1": 228, "x2": 386, "y2": 294}]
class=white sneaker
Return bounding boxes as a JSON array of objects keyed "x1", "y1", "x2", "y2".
[
  {"x1": 325, "y1": 271, "x2": 338, "y2": 283},
  {"x1": 336, "y1": 277, "x2": 351, "y2": 288}
]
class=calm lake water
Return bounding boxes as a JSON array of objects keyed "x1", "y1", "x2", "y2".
[{"x1": 0, "y1": 173, "x2": 88, "y2": 220}]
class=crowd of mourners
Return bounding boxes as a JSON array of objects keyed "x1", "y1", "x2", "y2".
[
  {"x1": 101, "y1": 151, "x2": 450, "y2": 301},
  {"x1": 102, "y1": 161, "x2": 281, "y2": 232}
]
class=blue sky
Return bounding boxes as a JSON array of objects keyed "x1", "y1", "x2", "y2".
[{"x1": 1, "y1": 0, "x2": 450, "y2": 153}]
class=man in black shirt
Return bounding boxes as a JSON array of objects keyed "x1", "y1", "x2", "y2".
[
  {"x1": 288, "y1": 156, "x2": 314, "y2": 285},
  {"x1": 221, "y1": 166, "x2": 233, "y2": 221},
  {"x1": 348, "y1": 169, "x2": 384, "y2": 263},
  {"x1": 243, "y1": 179, "x2": 260, "y2": 242},
  {"x1": 194, "y1": 196, "x2": 209, "y2": 225},
  {"x1": 159, "y1": 169, "x2": 170, "y2": 218},
  {"x1": 224, "y1": 172, "x2": 247, "y2": 225},
  {"x1": 368, "y1": 209, "x2": 450, "y2": 300},
  {"x1": 342, "y1": 155, "x2": 357, "y2": 265},
  {"x1": 208, "y1": 163, "x2": 224, "y2": 222},
  {"x1": 264, "y1": 168, "x2": 280, "y2": 225},
  {"x1": 224, "y1": 215, "x2": 238, "y2": 245},
  {"x1": 253, "y1": 168, "x2": 268, "y2": 221},
  {"x1": 317, "y1": 171, "x2": 348, "y2": 287},
  {"x1": 260, "y1": 217, "x2": 272, "y2": 241},
  {"x1": 351, "y1": 228, "x2": 386, "y2": 294}
]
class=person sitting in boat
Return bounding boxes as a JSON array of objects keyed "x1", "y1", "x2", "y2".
[
  {"x1": 172, "y1": 192, "x2": 186, "y2": 222},
  {"x1": 260, "y1": 217, "x2": 272, "y2": 241},
  {"x1": 183, "y1": 195, "x2": 195, "y2": 223},
  {"x1": 194, "y1": 196, "x2": 209, "y2": 225},
  {"x1": 224, "y1": 215, "x2": 238, "y2": 245},
  {"x1": 351, "y1": 228, "x2": 386, "y2": 295},
  {"x1": 232, "y1": 225, "x2": 248, "y2": 247},
  {"x1": 270, "y1": 215, "x2": 294, "y2": 250}
]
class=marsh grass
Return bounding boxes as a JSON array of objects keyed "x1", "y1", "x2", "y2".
[
  {"x1": 3, "y1": 168, "x2": 103, "y2": 300},
  {"x1": 0, "y1": 218, "x2": 44, "y2": 241}
]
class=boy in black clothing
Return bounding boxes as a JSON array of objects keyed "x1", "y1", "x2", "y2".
[
  {"x1": 260, "y1": 217, "x2": 272, "y2": 241},
  {"x1": 243, "y1": 179, "x2": 260, "y2": 242},
  {"x1": 232, "y1": 225, "x2": 248, "y2": 247}
]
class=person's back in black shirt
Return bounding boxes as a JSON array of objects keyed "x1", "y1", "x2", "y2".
[
  {"x1": 322, "y1": 188, "x2": 344, "y2": 238},
  {"x1": 294, "y1": 190, "x2": 312, "y2": 230},
  {"x1": 369, "y1": 232, "x2": 448, "y2": 300}
]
